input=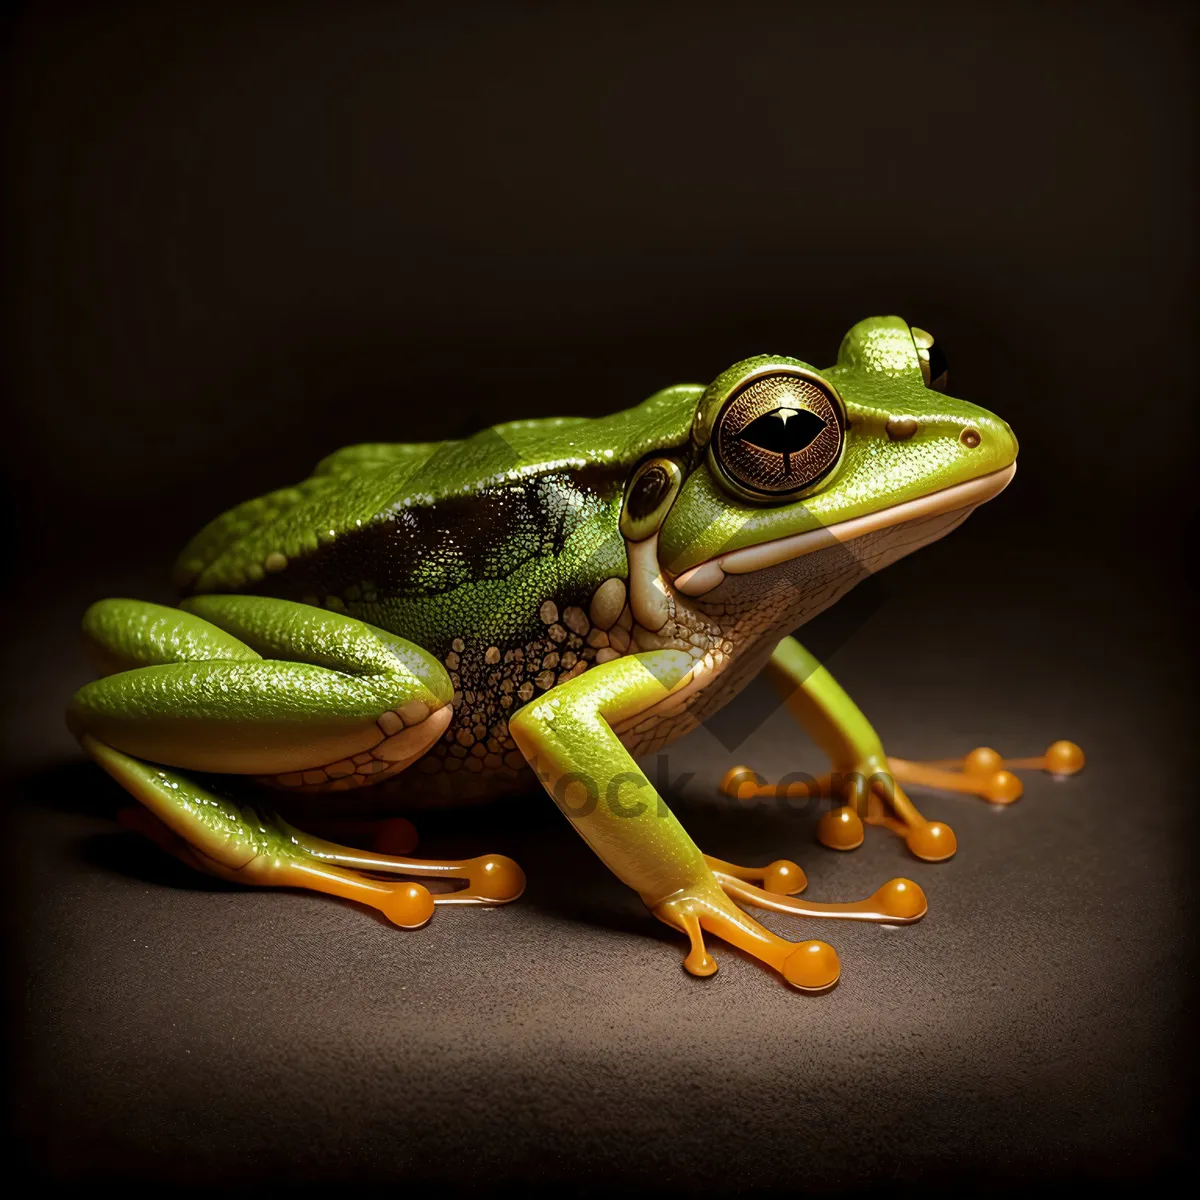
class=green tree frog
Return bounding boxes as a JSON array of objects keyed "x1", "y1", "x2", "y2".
[{"x1": 67, "y1": 316, "x2": 1083, "y2": 991}]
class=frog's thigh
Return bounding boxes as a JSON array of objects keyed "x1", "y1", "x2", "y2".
[
  {"x1": 82, "y1": 598, "x2": 263, "y2": 675},
  {"x1": 508, "y1": 651, "x2": 840, "y2": 991},
  {"x1": 69, "y1": 595, "x2": 452, "y2": 789}
]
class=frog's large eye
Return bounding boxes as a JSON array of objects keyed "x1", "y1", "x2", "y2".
[
  {"x1": 708, "y1": 370, "x2": 845, "y2": 502},
  {"x1": 911, "y1": 327, "x2": 948, "y2": 392}
]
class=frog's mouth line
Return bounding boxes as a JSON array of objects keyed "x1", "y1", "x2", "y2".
[{"x1": 672, "y1": 463, "x2": 1017, "y2": 596}]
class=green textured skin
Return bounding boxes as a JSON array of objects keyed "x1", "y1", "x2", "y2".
[
  {"x1": 174, "y1": 386, "x2": 700, "y2": 593},
  {"x1": 661, "y1": 318, "x2": 1016, "y2": 573},
  {"x1": 510, "y1": 649, "x2": 846, "y2": 977},
  {"x1": 168, "y1": 316, "x2": 1013, "y2": 625},
  {"x1": 71, "y1": 596, "x2": 451, "y2": 776},
  {"x1": 152, "y1": 318, "x2": 1014, "y2": 741},
  {"x1": 67, "y1": 316, "x2": 1021, "y2": 975},
  {"x1": 81, "y1": 599, "x2": 262, "y2": 674},
  {"x1": 510, "y1": 649, "x2": 700, "y2": 901},
  {"x1": 167, "y1": 387, "x2": 708, "y2": 670},
  {"x1": 86, "y1": 736, "x2": 303, "y2": 868},
  {"x1": 180, "y1": 595, "x2": 450, "y2": 687},
  {"x1": 71, "y1": 314, "x2": 1019, "y2": 793}
]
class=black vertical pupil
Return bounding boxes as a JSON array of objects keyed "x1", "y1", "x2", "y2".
[{"x1": 628, "y1": 464, "x2": 671, "y2": 519}]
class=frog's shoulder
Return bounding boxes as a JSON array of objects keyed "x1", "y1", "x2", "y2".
[{"x1": 174, "y1": 384, "x2": 702, "y2": 594}]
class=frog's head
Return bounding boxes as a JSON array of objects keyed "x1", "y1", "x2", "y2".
[{"x1": 651, "y1": 315, "x2": 1017, "y2": 609}]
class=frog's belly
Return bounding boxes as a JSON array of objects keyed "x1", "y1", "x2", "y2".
[{"x1": 278, "y1": 708, "x2": 730, "y2": 815}]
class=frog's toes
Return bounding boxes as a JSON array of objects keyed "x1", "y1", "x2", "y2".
[
  {"x1": 886, "y1": 740, "x2": 1086, "y2": 805},
  {"x1": 719, "y1": 764, "x2": 951, "y2": 861},
  {"x1": 902, "y1": 821, "x2": 957, "y2": 862},
  {"x1": 655, "y1": 864, "x2": 926, "y2": 992},
  {"x1": 816, "y1": 804, "x2": 865, "y2": 851},
  {"x1": 467, "y1": 853, "x2": 527, "y2": 903},
  {"x1": 870, "y1": 876, "x2": 929, "y2": 920},
  {"x1": 245, "y1": 805, "x2": 526, "y2": 911},
  {"x1": 706, "y1": 855, "x2": 928, "y2": 924},
  {"x1": 704, "y1": 854, "x2": 807, "y2": 895},
  {"x1": 672, "y1": 908, "x2": 718, "y2": 978},
  {"x1": 870, "y1": 739, "x2": 1085, "y2": 857},
  {"x1": 858, "y1": 783, "x2": 957, "y2": 864},
  {"x1": 656, "y1": 891, "x2": 841, "y2": 992},
  {"x1": 782, "y1": 941, "x2": 842, "y2": 992},
  {"x1": 379, "y1": 882, "x2": 436, "y2": 930},
  {"x1": 718, "y1": 764, "x2": 764, "y2": 799},
  {"x1": 1042, "y1": 740, "x2": 1087, "y2": 775},
  {"x1": 268, "y1": 826, "x2": 527, "y2": 914},
  {"x1": 723, "y1": 740, "x2": 1084, "y2": 861}
]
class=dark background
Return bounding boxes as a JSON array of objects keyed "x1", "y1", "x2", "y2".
[{"x1": 3, "y1": 0, "x2": 1195, "y2": 1193}]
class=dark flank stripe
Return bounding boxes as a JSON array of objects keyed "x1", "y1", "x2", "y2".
[{"x1": 257, "y1": 463, "x2": 627, "y2": 603}]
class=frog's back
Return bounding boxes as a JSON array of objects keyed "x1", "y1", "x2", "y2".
[{"x1": 174, "y1": 385, "x2": 701, "y2": 631}]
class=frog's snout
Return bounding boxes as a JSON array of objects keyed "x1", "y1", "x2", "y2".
[
  {"x1": 886, "y1": 408, "x2": 1018, "y2": 471},
  {"x1": 962, "y1": 413, "x2": 1019, "y2": 470}
]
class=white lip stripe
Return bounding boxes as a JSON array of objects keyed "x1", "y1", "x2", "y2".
[{"x1": 672, "y1": 463, "x2": 1016, "y2": 593}]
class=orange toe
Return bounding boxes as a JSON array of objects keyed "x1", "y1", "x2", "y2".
[
  {"x1": 380, "y1": 882, "x2": 435, "y2": 929},
  {"x1": 817, "y1": 805, "x2": 865, "y2": 851},
  {"x1": 905, "y1": 821, "x2": 957, "y2": 862},
  {"x1": 783, "y1": 940, "x2": 840, "y2": 991},
  {"x1": 1045, "y1": 740, "x2": 1085, "y2": 775}
]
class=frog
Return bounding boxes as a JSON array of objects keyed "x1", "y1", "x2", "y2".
[{"x1": 67, "y1": 315, "x2": 1084, "y2": 992}]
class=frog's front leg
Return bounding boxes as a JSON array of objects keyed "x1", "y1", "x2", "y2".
[
  {"x1": 510, "y1": 650, "x2": 850, "y2": 991},
  {"x1": 721, "y1": 636, "x2": 1085, "y2": 862},
  {"x1": 69, "y1": 597, "x2": 524, "y2": 923}
]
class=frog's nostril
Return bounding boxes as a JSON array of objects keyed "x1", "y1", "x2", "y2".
[{"x1": 960, "y1": 428, "x2": 981, "y2": 448}]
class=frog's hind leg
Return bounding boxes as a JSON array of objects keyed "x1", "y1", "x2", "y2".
[
  {"x1": 72, "y1": 595, "x2": 458, "y2": 785},
  {"x1": 71, "y1": 595, "x2": 524, "y2": 922},
  {"x1": 84, "y1": 737, "x2": 524, "y2": 926}
]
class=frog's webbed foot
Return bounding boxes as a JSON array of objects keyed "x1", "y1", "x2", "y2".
[
  {"x1": 720, "y1": 740, "x2": 1085, "y2": 863},
  {"x1": 720, "y1": 764, "x2": 959, "y2": 862},
  {"x1": 748, "y1": 637, "x2": 1087, "y2": 862},
  {"x1": 651, "y1": 887, "x2": 843, "y2": 993},
  {"x1": 886, "y1": 741, "x2": 1086, "y2": 804},
  {"x1": 90, "y1": 737, "x2": 524, "y2": 929},
  {"x1": 649, "y1": 858, "x2": 926, "y2": 992}
]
